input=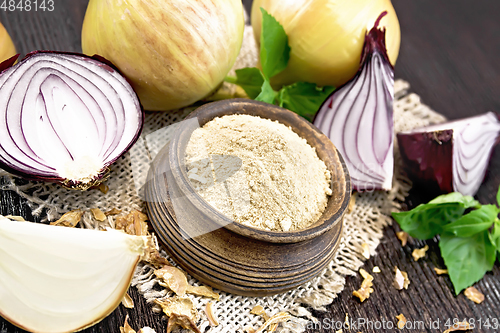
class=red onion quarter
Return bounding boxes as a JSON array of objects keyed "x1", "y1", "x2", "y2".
[
  {"x1": 313, "y1": 12, "x2": 395, "y2": 191},
  {"x1": 397, "y1": 112, "x2": 500, "y2": 196},
  {"x1": 0, "y1": 52, "x2": 143, "y2": 190}
]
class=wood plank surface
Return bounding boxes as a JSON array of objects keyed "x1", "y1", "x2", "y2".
[{"x1": 1, "y1": 1, "x2": 499, "y2": 332}]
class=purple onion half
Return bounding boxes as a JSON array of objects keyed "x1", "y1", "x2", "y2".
[
  {"x1": 398, "y1": 112, "x2": 500, "y2": 196},
  {"x1": 0, "y1": 51, "x2": 144, "y2": 190},
  {"x1": 313, "y1": 12, "x2": 394, "y2": 191}
]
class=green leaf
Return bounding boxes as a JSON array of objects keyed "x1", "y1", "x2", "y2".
[
  {"x1": 497, "y1": 185, "x2": 500, "y2": 207},
  {"x1": 259, "y1": 8, "x2": 290, "y2": 79},
  {"x1": 277, "y1": 82, "x2": 335, "y2": 121},
  {"x1": 443, "y1": 204, "x2": 497, "y2": 237},
  {"x1": 392, "y1": 203, "x2": 467, "y2": 240},
  {"x1": 392, "y1": 192, "x2": 482, "y2": 240},
  {"x1": 428, "y1": 192, "x2": 479, "y2": 208},
  {"x1": 439, "y1": 231, "x2": 496, "y2": 294},
  {"x1": 233, "y1": 68, "x2": 265, "y2": 99},
  {"x1": 489, "y1": 220, "x2": 500, "y2": 253},
  {"x1": 255, "y1": 79, "x2": 277, "y2": 104}
]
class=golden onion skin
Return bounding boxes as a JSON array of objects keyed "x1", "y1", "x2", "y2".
[
  {"x1": 251, "y1": 0, "x2": 400, "y2": 88},
  {"x1": 0, "y1": 22, "x2": 16, "y2": 62},
  {"x1": 82, "y1": 0, "x2": 244, "y2": 111}
]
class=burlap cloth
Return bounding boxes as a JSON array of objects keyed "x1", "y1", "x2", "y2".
[{"x1": 0, "y1": 24, "x2": 447, "y2": 333}]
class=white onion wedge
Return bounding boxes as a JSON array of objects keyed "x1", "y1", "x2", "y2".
[{"x1": 0, "y1": 215, "x2": 147, "y2": 333}]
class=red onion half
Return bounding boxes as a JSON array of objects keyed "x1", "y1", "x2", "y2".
[
  {"x1": 398, "y1": 112, "x2": 500, "y2": 196},
  {"x1": 0, "y1": 51, "x2": 143, "y2": 190},
  {"x1": 313, "y1": 12, "x2": 394, "y2": 191}
]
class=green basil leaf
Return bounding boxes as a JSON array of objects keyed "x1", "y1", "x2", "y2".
[
  {"x1": 392, "y1": 203, "x2": 467, "y2": 240},
  {"x1": 497, "y1": 185, "x2": 500, "y2": 207},
  {"x1": 259, "y1": 8, "x2": 290, "y2": 79},
  {"x1": 443, "y1": 204, "x2": 497, "y2": 237},
  {"x1": 439, "y1": 231, "x2": 496, "y2": 295},
  {"x1": 233, "y1": 68, "x2": 265, "y2": 99},
  {"x1": 489, "y1": 221, "x2": 500, "y2": 253},
  {"x1": 255, "y1": 79, "x2": 276, "y2": 104},
  {"x1": 428, "y1": 192, "x2": 479, "y2": 208},
  {"x1": 277, "y1": 82, "x2": 335, "y2": 121}
]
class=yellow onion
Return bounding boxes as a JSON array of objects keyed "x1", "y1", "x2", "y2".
[
  {"x1": 82, "y1": 0, "x2": 244, "y2": 111},
  {"x1": 0, "y1": 21, "x2": 16, "y2": 62},
  {"x1": 251, "y1": 0, "x2": 400, "y2": 88}
]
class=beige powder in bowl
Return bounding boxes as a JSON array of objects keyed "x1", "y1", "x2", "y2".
[{"x1": 185, "y1": 114, "x2": 332, "y2": 232}]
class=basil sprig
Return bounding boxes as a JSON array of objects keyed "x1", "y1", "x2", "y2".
[
  {"x1": 392, "y1": 187, "x2": 500, "y2": 295},
  {"x1": 225, "y1": 8, "x2": 334, "y2": 121}
]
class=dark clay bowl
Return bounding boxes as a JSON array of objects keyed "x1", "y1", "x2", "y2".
[{"x1": 145, "y1": 99, "x2": 351, "y2": 296}]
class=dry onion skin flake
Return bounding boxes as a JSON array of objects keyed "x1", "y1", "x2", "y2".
[
  {"x1": 396, "y1": 314, "x2": 407, "y2": 329},
  {"x1": 464, "y1": 286, "x2": 485, "y2": 304},
  {"x1": 412, "y1": 244, "x2": 429, "y2": 261},
  {"x1": 205, "y1": 302, "x2": 219, "y2": 327},
  {"x1": 434, "y1": 267, "x2": 449, "y2": 275},
  {"x1": 393, "y1": 266, "x2": 410, "y2": 290},
  {"x1": 396, "y1": 231, "x2": 409, "y2": 246},
  {"x1": 0, "y1": 51, "x2": 143, "y2": 190},
  {"x1": 0, "y1": 215, "x2": 147, "y2": 333},
  {"x1": 353, "y1": 269, "x2": 374, "y2": 302}
]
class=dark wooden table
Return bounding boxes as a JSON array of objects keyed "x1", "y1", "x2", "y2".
[{"x1": 1, "y1": 1, "x2": 499, "y2": 332}]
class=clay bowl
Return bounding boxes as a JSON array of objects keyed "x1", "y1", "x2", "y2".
[{"x1": 145, "y1": 99, "x2": 351, "y2": 296}]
